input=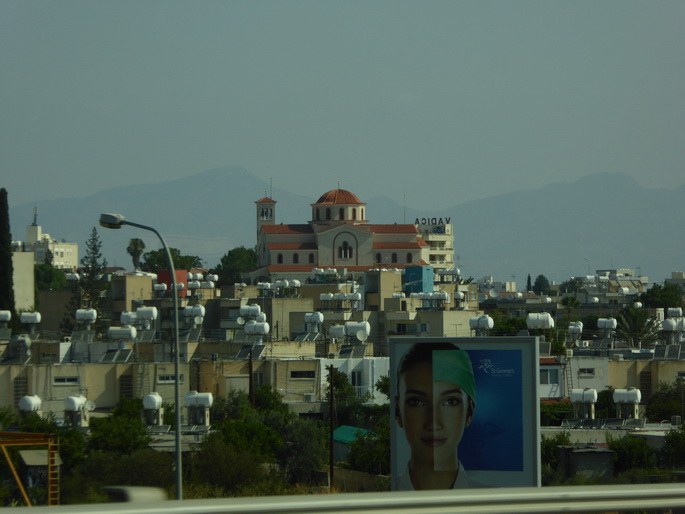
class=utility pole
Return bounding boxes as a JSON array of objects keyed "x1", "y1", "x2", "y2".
[{"x1": 327, "y1": 364, "x2": 335, "y2": 490}]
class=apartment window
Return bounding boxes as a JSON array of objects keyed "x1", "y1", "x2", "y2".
[
  {"x1": 291, "y1": 370, "x2": 316, "y2": 379},
  {"x1": 158, "y1": 374, "x2": 184, "y2": 384},
  {"x1": 254, "y1": 372, "x2": 265, "y2": 386},
  {"x1": 54, "y1": 376, "x2": 79, "y2": 385},
  {"x1": 540, "y1": 369, "x2": 560, "y2": 385},
  {"x1": 119, "y1": 374, "x2": 133, "y2": 399},
  {"x1": 351, "y1": 371, "x2": 362, "y2": 387},
  {"x1": 578, "y1": 368, "x2": 595, "y2": 377},
  {"x1": 13, "y1": 376, "x2": 28, "y2": 407}
]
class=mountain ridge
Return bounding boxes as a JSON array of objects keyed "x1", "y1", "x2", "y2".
[{"x1": 8, "y1": 167, "x2": 684, "y2": 284}]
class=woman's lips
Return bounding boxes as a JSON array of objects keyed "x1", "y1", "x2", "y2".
[{"x1": 421, "y1": 437, "x2": 447, "y2": 447}]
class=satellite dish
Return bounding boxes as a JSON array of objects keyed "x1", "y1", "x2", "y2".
[
  {"x1": 194, "y1": 316, "x2": 203, "y2": 325},
  {"x1": 356, "y1": 330, "x2": 369, "y2": 342},
  {"x1": 236, "y1": 317, "x2": 245, "y2": 326},
  {"x1": 84, "y1": 400, "x2": 96, "y2": 412},
  {"x1": 489, "y1": 288, "x2": 498, "y2": 299}
]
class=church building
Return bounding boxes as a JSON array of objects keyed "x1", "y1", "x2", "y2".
[{"x1": 249, "y1": 189, "x2": 431, "y2": 283}]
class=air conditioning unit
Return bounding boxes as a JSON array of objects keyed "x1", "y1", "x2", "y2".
[{"x1": 303, "y1": 393, "x2": 315, "y2": 402}]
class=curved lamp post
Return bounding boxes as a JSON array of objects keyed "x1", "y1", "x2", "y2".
[{"x1": 99, "y1": 213, "x2": 183, "y2": 500}]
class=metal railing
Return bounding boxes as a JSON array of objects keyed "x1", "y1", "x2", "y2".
[{"x1": 17, "y1": 483, "x2": 685, "y2": 513}]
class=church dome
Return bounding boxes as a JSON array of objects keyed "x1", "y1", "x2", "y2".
[{"x1": 314, "y1": 189, "x2": 364, "y2": 205}]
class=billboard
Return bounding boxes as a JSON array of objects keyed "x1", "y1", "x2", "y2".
[{"x1": 390, "y1": 337, "x2": 540, "y2": 490}]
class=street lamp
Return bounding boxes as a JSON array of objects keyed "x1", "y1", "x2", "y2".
[{"x1": 99, "y1": 213, "x2": 183, "y2": 500}]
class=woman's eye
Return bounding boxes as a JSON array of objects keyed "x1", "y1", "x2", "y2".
[
  {"x1": 406, "y1": 398, "x2": 425, "y2": 407},
  {"x1": 443, "y1": 397, "x2": 462, "y2": 407}
]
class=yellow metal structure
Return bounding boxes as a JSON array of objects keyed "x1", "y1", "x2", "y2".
[{"x1": 0, "y1": 432, "x2": 60, "y2": 506}]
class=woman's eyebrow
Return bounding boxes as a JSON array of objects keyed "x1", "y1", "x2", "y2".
[
  {"x1": 439, "y1": 388, "x2": 463, "y2": 396},
  {"x1": 404, "y1": 389, "x2": 428, "y2": 396}
]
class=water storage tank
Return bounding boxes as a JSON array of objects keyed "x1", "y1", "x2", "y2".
[
  {"x1": 345, "y1": 321, "x2": 371, "y2": 336},
  {"x1": 667, "y1": 308, "x2": 683, "y2": 318},
  {"x1": 187, "y1": 281, "x2": 201, "y2": 289},
  {"x1": 320, "y1": 293, "x2": 334, "y2": 301},
  {"x1": 256, "y1": 313, "x2": 267, "y2": 323},
  {"x1": 304, "y1": 312, "x2": 324, "y2": 324},
  {"x1": 590, "y1": 297, "x2": 599, "y2": 304},
  {"x1": 20, "y1": 312, "x2": 41, "y2": 324},
  {"x1": 329, "y1": 325, "x2": 346, "y2": 339},
  {"x1": 120, "y1": 311, "x2": 138, "y2": 325},
  {"x1": 613, "y1": 388, "x2": 641, "y2": 404},
  {"x1": 239, "y1": 304, "x2": 262, "y2": 318},
  {"x1": 137, "y1": 306, "x2": 158, "y2": 320},
  {"x1": 619, "y1": 287, "x2": 630, "y2": 295},
  {"x1": 597, "y1": 318, "x2": 618, "y2": 330},
  {"x1": 634, "y1": 302, "x2": 643, "y2": 309},
  {"x1": 66, "y1": 273, "x2": 80, "y2": 281},
  {"x1": 568, "y1": 321, "x2": 584, "y2": 334},
  {"x1": 455, "y1": 291, "x2": 465, "y2": 300},
  {"x1": 206, "y1": 274, "x2": 218, "y2": 282},
  {"x1": 184, "y1": 391, "x2": 214, "y2": 408},
  {"x1": 154, "y1": 283, "x2": 168, "y2": 292},
  {"x1": 75, "y1": 309, "x2": 97, "y2": 322},
  {"x1": 571, "y1": 388, "x2": 598, "y2": 403},
  {"x1": 18, "y1": 395, "x2": 42, "y2": 412},
  {"x1": 290, "y1": 280, "x2": 301, "y2": 288},
  {"x1": 108, "y1": 326, "x2": 137, "y2": 340},
  {"x1": 64, "y1": 395, "x2": 87, "y2": 412},
  {"x1": 527, "y1": 312, "x2": 554, "y2": 330},
  {"x1": 662, "y1": 319, "x2": 677, "y2": 331},
  {"x1": 0, "y1": 311, "x2": 11, "y2": 322},
  {"x1": 245, "y1": 320, "x2": 269, "y2": 335},
  {"x1": 469, "y1": 315, "x2": 494, "y2": 330},
  {"x1": 143, "y1": 392, "x2": 163, "y2": 410},
  {"x1": 392, "y1": 292, "x2": 406, "y2": 298}
]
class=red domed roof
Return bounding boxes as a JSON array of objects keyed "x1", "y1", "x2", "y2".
[{"x1": 314, "y1": 189, "x2": 364, "y2": 205}]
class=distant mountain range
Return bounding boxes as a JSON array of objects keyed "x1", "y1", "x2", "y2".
[{"x1": 8, "y1": 167, "x2": 685, "y2": 285}]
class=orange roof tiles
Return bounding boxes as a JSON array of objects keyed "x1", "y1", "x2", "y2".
[
  {"x1": 367, "y1": 224, "x2": 419, "y2": 234},
  {"x1": 372, "y1": 242, "x2": 425, "y2": 249},
  {"x1": 255, "y1": 197, "x2": 276, "y2": 203},
  {"x1": 261, "y1": 224, "x2": 313, "y2": 234},
  {"x1": 314, "y1": 189, "x2": 365, "y2": 205}
]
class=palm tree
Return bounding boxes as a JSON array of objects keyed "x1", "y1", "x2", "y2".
[
  {"x1": 616, "y1": 305, "x2": 659, "y2": 348},
  {"x1": 126, "y1": 238, "x2": 145, "y2": 270}
]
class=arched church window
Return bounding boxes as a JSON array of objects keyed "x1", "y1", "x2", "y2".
[
  {"x1": 293, "y1": 254, "x2": 299, "y2": 264},
  {"x1": 392, "y1": 253, "x2": 398, "y2": 263},
  {"x1": 352, "y1": 208, "x2": 357, "y2": 220},
  {"x1": 326, "y1": 208, "x2": 331, "y2": 220},
  {"x1": 339, "y1": 208, "x2": 344, "y2": 220},
  {"x1": 277, "y1": 254, "x2": 283, "y2": 264},
  {"x1": 407, "y1": 253, "x2": 413, "y2": 264},
  {"x1": 309, "y1": 253, "x2": 315, "y2": 264},
  {"x1": 375, "y1": 253, "x2": 381, "y2": 264}
]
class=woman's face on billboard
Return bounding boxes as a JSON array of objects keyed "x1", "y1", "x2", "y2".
[{"x1": 397, "y1": 361, "x2": 470, "y2": 470}]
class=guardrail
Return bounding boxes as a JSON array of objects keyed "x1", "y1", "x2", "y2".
[{"x1": 17, "y1": 483, "x2": 685, "y2": 513}]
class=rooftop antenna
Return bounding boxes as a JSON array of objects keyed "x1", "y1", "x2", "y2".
[
  {"x1": 403, "y1": 192, "x2": 406, "y2": 224},
  {"x1": 32, "y1": 206, "x2": 38, "y2": 226},
  {"x1": 270, "y1": 177, "x2": 272, "y2": 199}
]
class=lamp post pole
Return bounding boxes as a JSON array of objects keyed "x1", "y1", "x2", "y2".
[{"x1": 100, "y1": 214, "x2": 182, "y2": 500}]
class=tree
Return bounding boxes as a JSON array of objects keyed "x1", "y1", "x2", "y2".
[
  {"x1": 533, "y1": 274, "x2": 551, "y2": 295},
  {"x1": 88, "y1": 416, "x2": 152, "y2": 455},
  {"x1": 526, "y1": 274, "x2": 532, "y2": 292},
  {"x1": 559, "y1": 278, "x2": 584, "y2": 294},
  {"x1": 561, "y1": 296, "x2": 581, "y2": 322},
  {"x1": 140, "y1": 247, "x2": 203, "y2": 273},
  {"x1": 640, "y1": 283, "x2": 684, "y2": 309},
  {"x1": 645, "y1": 379, "x2": 685, "y2": 422},
  {"x1": 0, "y1": 188, "x2": 17, "y2": 327},
  {"x1": 348, "y1": 416, "x2": 390, "y2": 475},
  {"x1": 79, "y1": 227, "x2": 108, "y2": 311},
  {"x1": 328, "y1": 367, "x2": 367, "y2": 427},
  {"x1": 35, "y1": 262, "x2": 67, "y2": 291},
  {"x1": 659, "y1": 423, "x2": 685, "y2": 468},
  {"x1": 126, "y1": 238, "x2": 145, "y2": 270},
  {"x1": 616, "y1": 305, "x2": 659, "y2": 348},
  {"x1": 606, "y1": 433, "x2": 656, "y2": 474},
  {"x1": 213, "y1": 246, "x2": 256, "y2": 285}
]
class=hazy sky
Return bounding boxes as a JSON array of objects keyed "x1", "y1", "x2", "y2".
[{"x1": 2, "y1": 1, "x2": 684, "y2": 209}]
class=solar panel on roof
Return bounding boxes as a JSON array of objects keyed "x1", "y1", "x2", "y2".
[
  {"x1": 654, "y1": 345, "x2": 667, "y2": 360},
  {"x1": 115, "y1": 349, "x2": 132, "y2": 363},
  {"x1": 666, "y1": 345, "x2": 681, "y2": 360}
]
